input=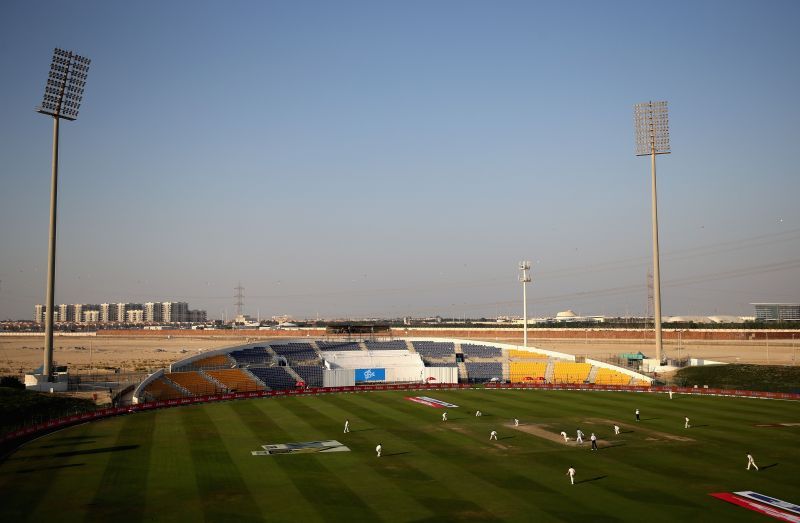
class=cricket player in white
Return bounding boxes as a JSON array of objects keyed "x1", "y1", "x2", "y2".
[
  {"x1": 514, "y1": 418, "x2": 519, "y2": 427},
  {"x1": 475, "y1": 410, "x2": 482, "y2": 417},
  {"x1": 344, "y1": 419, "x2": 350, "y2": 433},
  {"x1": 567, "y1": 467, "x2": 576, "y2": 485},
  {"x1": 614, "y1": 425, "x2": 620, "y2": 435},
  {"x1": 376, "y1": 444, "x2": 382, "y2": 457},
  {"x1": 669, "y1": 390, "x2": 674, "y2": 399},
  {"x1": 560, "y1": 431, "x2": 569, "y2": 443},
  {"x1": 635, "y1": 409, "x2": 640, "y2": 422},
  {"x1": 684, "y1": 417, "x2": 690, "y2": 429},
  {"x1": 746, "y1": 453, "x2": 758, "y2": 470},
  {"x1": 442, "y1": 411, "x2": 448, "y2": 422},
  {"x1": 489, "y1": 430, "x2": 498, "y2": 440},
  {"x1": 576, "y1": 429, "x2": 584, "y2": 444}
]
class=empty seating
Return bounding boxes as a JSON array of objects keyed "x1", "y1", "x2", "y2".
[
  {"x1": 181, "y1": 354, "x2": 233, "y2": 371},
  {"x1": 364, "y1": 340, "x2": 407, "y2": 351},
  {"x1": 593, "y1": 367, "x2": 632, "y2": 385},
  {"x1": 230, "y1": 346, "x2": 271, "y2": 366},
  {"x1": 165, "y1": 371, "x2": 222, "y2": 396},
  {"x1": 508, "y1": 349, "x2": 546, "y2": 359},
  {"x1": 317, "y1": 341, "x2": 363, "y2": 351},
  {"x1": 205, "y1": 368, "x2": 265, "y2": 392},
  {"x1": 412, "y1": 342, "x2": 455, "y2": 358},
  {"x1": 141, "y1": 377, "x2": 185, "y2": 402},
  {"x1": 461, "y1": 344, "x2": 502, "y2": 359},
  {"x1": 510, "y1": 362, "x2": 548, "y2": 383},
  {"x1": 552, "y1": 362, "x2": 592, "y2": 384},
  {"x1": 271, "y1": 343, "x2": 319, "y2": 365},
  {"x1": 250, "y1": 366, "x2": 297, "y2": 390},
  {"x1": 424, "y1": 361, "x2": 458, "y2": 367},
  {"x1": 465, "y1": 362, "x2": 502, "y2": 382},
  {"x1": 293, "y1": 365, "x2": 324, "y2": 387}
]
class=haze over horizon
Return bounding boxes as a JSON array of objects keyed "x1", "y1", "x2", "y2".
[{"x1": 1, "y1": 1, "x2": 799, "y2": 322}]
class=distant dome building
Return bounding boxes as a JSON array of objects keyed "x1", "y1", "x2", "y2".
[{"x1": 556, "y1": 310, "x2": 577, "y2": 319}]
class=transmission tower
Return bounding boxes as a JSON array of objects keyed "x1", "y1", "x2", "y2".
[{"x1": 234, "y1": 282, "x2": 244, "y2": 317}]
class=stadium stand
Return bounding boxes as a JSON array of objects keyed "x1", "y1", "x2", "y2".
[
  {"x1": 230, "y1": 346, "x2": 271, "y2": 366},
  {"x1": 593, "y1": 367, "x2": 633, "y2": 385},
  {"x1": 465, "y1": 362, "x2": 503, "y2": 382},
  {"x1": 165, "y1": 371, "x2": 223, "y2": 396},
  {"x1": 271, "y1": 343, "x2": 320, "y2": 365},
  {"x1": 250, "y1": 366, "x2": 297, "y2": 390},
  {"x1": 205, "y1": 369, "x2": 265, "y2": 392},
  {"x1": 461, "y1": 344, "x2": 502, "y2": 359},
  {"x1": 412, "y1": 341, "x2": 456, "y2": 364},
  {"x1": 364, "y1": 340, "x2": 408, "y2": 351},
  {"x1": 180, "y1": 354, "x2": 233, "y2": 371},
  {"x1": 141, "y1": 376, "x2": 186, "y2": 401},
  {"x1": 425, "y1": 361, "x2": 458, "y2": 367},
  {"x1": 317, "y1": 341, "x2": 363, "y2": 351},
  {"x1": 510, "y1": 362, "x2": 548, "y2": 383},
  {"x1": 293, "y1": 365, "x2": 324, "y2": 387},
  {"x1": 552, "y1": 362, "x2": 592, "y2": 384},
  {"x1": 508, "y1": 349, "x2": 546, "y2": 359}
]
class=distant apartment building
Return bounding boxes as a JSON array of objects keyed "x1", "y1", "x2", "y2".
[
  {"x1": 35, "y1": 300, "x2": 207, "y2": 324},
  {"x1": 752, "y1": 303, "x2": 800, "y2": 321}
]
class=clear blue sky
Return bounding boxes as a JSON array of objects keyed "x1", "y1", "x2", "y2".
[{"x1": 1, "y1": 0, "x2": 799, "y2": 321}]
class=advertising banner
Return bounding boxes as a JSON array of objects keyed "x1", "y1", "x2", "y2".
[{"x1": 355, "y1": 368, "x2": 386, "y2": 382}]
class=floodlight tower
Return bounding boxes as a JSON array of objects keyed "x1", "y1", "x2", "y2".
[
  {"x1": 634, "y1": 101, "x2": 670, "y2": 364},
  {"x1": 36, "y1": 48, "x2": 91, "y2": 381},
  {"x1": 519, "y1": 261, "x2": 531, "y2": 347}
]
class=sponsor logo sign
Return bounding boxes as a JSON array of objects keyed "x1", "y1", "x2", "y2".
[
  {"x1": 356, "y1": 368, "x2": 386, "y2": 382},
  {"x1": 735, "y1": 492, "x2": 800, "y2": 516},
  {"x1": 710, "y1": 493, "x2": 800, "y2": 523},
  {"x1": 252, "y1": 440, "x2": 350, "y2": 456},
  {"x1": 405, "y1": 396, "x2": 460, "y2": 408}
]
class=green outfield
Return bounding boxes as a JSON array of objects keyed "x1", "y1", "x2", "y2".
[{"x1": 1, "y1": 389, "x2": 798, "y2": 522}]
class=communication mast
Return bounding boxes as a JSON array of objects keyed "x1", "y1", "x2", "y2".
[{"x1": 234, "y1": 282, "x2": 244, "y2": 317}]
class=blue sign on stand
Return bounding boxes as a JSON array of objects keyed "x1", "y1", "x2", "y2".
[{"x1": 355, "y1": 368, "x2": 386, "y2": 382}]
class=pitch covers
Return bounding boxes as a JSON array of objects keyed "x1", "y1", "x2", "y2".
[
  {"x1": 405, "y1": 396, "x2": 459, "y2": 408},
  {"x1": 252, "y1": 440, "x2": 350, "y2": 456}
]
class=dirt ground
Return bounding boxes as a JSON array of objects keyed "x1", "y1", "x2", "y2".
[{"x1": 0, "y1": 331, "x2": 797, "y2": 377}]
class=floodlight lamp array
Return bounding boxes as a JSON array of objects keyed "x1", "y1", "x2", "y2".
[
  {"x1": 37, "y1": 48, "x2": 91, "y2": 121},
  {"x1": 634, "y1": 101, "x2": 670, "y2": 156}
]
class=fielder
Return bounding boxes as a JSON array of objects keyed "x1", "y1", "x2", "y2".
[
  {"x1": 442, "y1": 411, "x2": 448, "y2": 422},
  {"x1": 566, "y1": 467, "x2": 576, "y2": 485},
  {"x1": 669, "y1": 390, "x2": 674, "y2": 400},
  {"x1": 576, "y1": 429, "x2": 584, "y2": 444},
  {"x1": 560, "y1": 431, "x2": 569, "y2": 443},
  {"x1": 475, "y1": 410, "x2": 482, "y2": 417},
  {"x1": 747, "y1": 453, "x2": 758, "y2": 471},
  {"x1": 489, "y1": 430, "x2": 498, "y2": 441},
  {"x1": 684, "y1": 417, "x2": 690, "y2": 429},
  {"x1": 343, "y1": 419, "x2": 350, "y2": 433},
  {"x1": 590, "y1": 433, "x2": 598, "y2": 451},
  {"x1": 614, "y1": 425, "x2": 620, "y2": 435},
  {"x1": 514, "y1": 418, "x2": 519, "y2": 427},
  {"x1": 376, "y1": 444, "x2": 382, "y2": 458},
  {"x1": 635, "y1": 409, "x2": 640, "y2": 422}
]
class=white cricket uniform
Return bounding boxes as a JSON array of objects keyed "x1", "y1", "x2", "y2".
[
  {"x1": 685, "y1": 417, "x2": 690, "y2": 429},
  {"x1": 576, "y1": 430, "x2": 584, "y2": 444},
  {"x1": 476, "y1": 410, "x2": 482, "y2": 417},
  {"x1": 344, "y1": 420, "x2": 349, "y2": 433},
  {"x1": 567, "y1": 467, "x2": 576, "y2": 485},
  {"x1": 489, "y1": 431, "x2": 498, "y2": 440},
  {"x1": 442, "y1": 412, "x2": 448, "y2": 421},
  {"x1": 560, "y1": 431, "x2": 569, "y2": 443},
  {"x1": 669, "y1": 390, "x2": 673, "y2": 399},
  {"x1": 614, "y1": 425, "x2": 620, "y2": 435},
  {"x1": 376, "y1": 445, "x2": 382, "y2": 457},
  {"x1": 747, "y1": 454, "x2": 758, "y2": 470},
  {"x1": 514, "y1": 419, "x2": 519, "y2": 427}
]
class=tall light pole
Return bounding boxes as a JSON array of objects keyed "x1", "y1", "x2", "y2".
[
  {"x1": 36, "y1": 48, "x2": 91, "y2": 381},
  {"x1": 519, "y1": 261, "x2": 531, "y2": 347},
  {"x1": 634, "y1": 101, "x2": 670, "y2": 365}
]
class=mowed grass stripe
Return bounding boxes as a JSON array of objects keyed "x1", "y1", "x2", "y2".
[
  {"x1": 177, "y1": 405, "x2": 263, "y2": 523},
  {"x1": 272, "y1": 398, "x2": 433, "y2": 520},
  {"x1": 143, "y1": 409, "x2": 204, "y2": 523},
  {"x1": 0, "y1": 422, "x2": 116, "y2": 521},
  {"x1": 86, "y1": 412, "x2": 157, "y2": 521},
  {"x1": 337, "y1": 392, "x2": 588, "y2": 520},
  {"x1": 231, "y1": 399, "x2": 381, "y2": 522}
]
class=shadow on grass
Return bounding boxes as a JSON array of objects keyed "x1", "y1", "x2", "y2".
[
  {"x1": 761, "y1": 463, "x2": 779, "y2": 470},
  {"x1": 53, "y1": 445, "x2": 138, "y2": 458},
  {"x1": 384, "y1": 451, "x2": 410, "y2": 457},
  {"x1": 691, "y1": 424, "x2": 710, "y2": 428},
  {"x1": 499, "y1": 436, "x2": 515, "y2": 441},
  {"x1": 641, "y1": 418, "x2": 659, "y2": 421},
  {"x1": 17, "y1": 463, "x2": 85, "y2": 474},
  {"x1": 40, "y1": 440, "x2": 96, "y2": 449},
  {"x1": 576, "y1": 475, "x2": 608, "y2": 484},
  {"x1": 351, "y1": 428, "x2": 375, "y2": 433}
]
